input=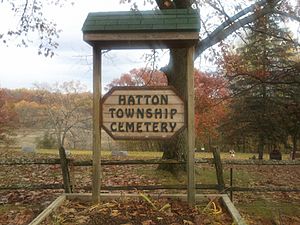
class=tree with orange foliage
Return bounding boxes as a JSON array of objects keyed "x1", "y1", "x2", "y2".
[
  {"x1": 0, "y1": 89, "x2": 17, "y2": 145},
  {"x1": 105, "y1": 68, "x2": 168, "y2": 91},
  {"x1": 106, "y1": 68, "x2": 229, "y2": 169},
  {"x1": 194, "y1": 70, "x2": 228, "y2": 149}
]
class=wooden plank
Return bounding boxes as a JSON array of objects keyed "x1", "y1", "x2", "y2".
[
  {"x1": 228, "y1": 186, "x2": 300, "y2": 192},
  {"x1": 223, "y1": 159, "x2": 300, "y2": 165},
  {"x1": 221, "y1": 195, "x2": 247, "y2": 225},
  {"x1": 102, "y1": 114, "x2": 184, "y2": 122},
  {"x1": 83, "y1": 32, "x2": 199, "y2": 42},
  {"x1": 187, "y1": 46, "x2": 196, "y2": 206},
  {"x1": 103, "y1": 122, "x2": 184, "y2": 131},
  {"x1": 3, "y1": 182, "x2": 300, "y2": 193},
  {"x1": 0, "y1": 184, "x2": 64, "y2": 190},
  {"x1": 102, "y1": 86, "x2": 186, "y2": 140},
  {"x1": 108, "y1": 89, "x2": 178, "y2": 96},
  {"x1": 212, "y1": 147, "x2": 225, "y2": 191},
  {"x1": 74, "y1": 159, "x2": 185, "y2": 166},
  {"x1": 103, "y1": 95, "x2": 183, "y2": 105},
  {"x1": 65, "y1": 193, "x2": 226, "y2": 203},
  {"x1": 28, "y1": 195, "x2": 66, "y2": 225},
  {"x1": 2, "y1": 158, "x2": 299, "y2": 166},
  {"x1": 102, "y1": 126, "x2": 185, "y2": 140},
  {"x1": 97, "y1": 184, "x2": 221, "y2": 191},
  {"x1": 92, "y1": 47, "x2": 101, "y2": 203},
  {"x1": 69, "y1": 159, "x2": 75, "y2": 192},
  {"x1": 103, "y1": 104, "x2": 185, "y2": 113},
  {"x1": 84, "y1": 40, "x2": 198, "y2": 50}
]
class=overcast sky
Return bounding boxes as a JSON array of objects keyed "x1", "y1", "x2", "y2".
[
  {"x1": 0, "y1": 0, "x2": 171, "y2": 92},
  {"x1": 3, "y1": 1, "x2": 295, "y2": 92}
]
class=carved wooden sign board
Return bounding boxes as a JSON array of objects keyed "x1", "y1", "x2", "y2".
[{"x1": 102, "y1": 86, "x2": 185, "y2": 140}]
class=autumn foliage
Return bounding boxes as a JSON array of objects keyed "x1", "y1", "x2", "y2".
[
  {"x1": 194, "y1": 70, "x2": 228, "y2": 144},
  {"x1": 105, "y1": 68, "x2": 168, "y2": 91},
  {"x1": 0, "y1": 89, "x2": 17, "y2": 144},
  {"x1": 106, "y1": 68, "x2": 229, "y2": 147}
]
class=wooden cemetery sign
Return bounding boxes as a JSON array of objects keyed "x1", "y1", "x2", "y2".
[{"x1": 102, "y1": 86, "x2": 185, "y2": 140}]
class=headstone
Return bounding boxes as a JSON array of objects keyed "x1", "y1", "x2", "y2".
[
  {"x1": 111, "y1": 150, "x2": 128, "y2": 157},
  {"x1": 22, "y1": 146, "x2": 35, "y2": 153},
  {"x1": 229, "y1": 150, "x2": 235, "y2": 158},
  {"x1": 65, "y1": 149, "x2": 71, "y2": 156},
  {"x1": 269, "y1": 149, "x2": 282, "y2": 160}
]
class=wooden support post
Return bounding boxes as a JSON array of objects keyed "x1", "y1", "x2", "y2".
[
  {"x1": 92, "y1": 47, "x2": 102, "y2": 203},
  {"x1": 213, "y1": 147, "x2": 225, "y2": 191},
  {"x1": 58, "y1": 146, "x2": 71, "y2": 193},
  {"x1": 69, "y1": 159, "x2": 75, "y2": 192},
  {"x1": 230, "y1": 167, "x2": 233, "y2": 201},
  {"x1": 187, "y1": 46, "x2": 195, "y2": 206}
]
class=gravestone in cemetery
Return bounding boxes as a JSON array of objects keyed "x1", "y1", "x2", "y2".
[{"x1": 22, "y1": 146, "x2": 35, "y2": 153}]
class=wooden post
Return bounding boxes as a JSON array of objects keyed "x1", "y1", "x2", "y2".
[
  {"x1": 92, "y1": 47, "x2": 101, "y2": 203},
  {"x1": 186, "y1": 46, "x2": 195, "y2": 206},
  {"x1": 69, "y1": 159, "x2": 75, "y2": 192},
  {"x1": 58, "y1": 146, "x2": 71, "y2": 193},
  {"x1": 230, "y1": 167, "x2": 233, "y2": 201},
  {"x1": 212, "y1": 147, "x2": 225, "y2": 191}
]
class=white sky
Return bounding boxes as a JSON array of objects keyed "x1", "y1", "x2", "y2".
[
  {"x1": 1, "y1": 1, "x2": 296, "y2": 92},
  {"x1": 0, "y1": 0, "x2": 169, "y2": 92}
]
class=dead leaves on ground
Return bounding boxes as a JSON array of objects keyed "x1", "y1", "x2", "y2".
[{"x1": 41, "y1": 198, "x2": 232, "y2": 225}]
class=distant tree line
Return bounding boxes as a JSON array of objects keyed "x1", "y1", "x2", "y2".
[{"x1": 1, "y1": 81, "x2": 93, "y2": 150}]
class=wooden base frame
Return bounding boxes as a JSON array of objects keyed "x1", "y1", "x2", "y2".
[{"x1": 28, "y1": 193, "x2": 247, "y2": 225}]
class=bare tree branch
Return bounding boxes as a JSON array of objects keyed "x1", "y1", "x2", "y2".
[
  {"x1": 195, "y1": 1, "x2": 277, "y2": 58},
  {"x1": 274, "y1": 10, "x2": 300, "y2": 22}
]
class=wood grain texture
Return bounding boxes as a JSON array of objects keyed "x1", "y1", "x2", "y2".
[
  {"x1": 102, "y1": 86, "x2": 185, "y2": 140},
  {"x1": 92, "y1": 47, "x2": 101, "y2": 204},
  {"x1": 186, "y1": 46, "x2": 195, "y2": 206}
]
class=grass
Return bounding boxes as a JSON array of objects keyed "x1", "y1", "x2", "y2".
[
  {"x1": 0, "y1": 204, "x2": 14, "y2": 214},
  {"x1": 134, "y1": 163, "x2": 256, "y2": 188},
  {"x1": 136, "y1": 166, "x2": 186, "y2": 185},
  {"x1": 237, "y1": 200, "x2": 300, "y2": 218},
  {"x1": 33, "y1": 148, "x2": 291, "y2": 160}
]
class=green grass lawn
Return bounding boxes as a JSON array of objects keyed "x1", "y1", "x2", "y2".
[
  {"x1": 237, "y1": 200, "x2": 300, "y2": 218},
  {"x1": 34, "y1": 148, "x2": 291, "y2": 160},
  {"x1": 236, "y1": 199, "x2": 300, "y2": 224}
]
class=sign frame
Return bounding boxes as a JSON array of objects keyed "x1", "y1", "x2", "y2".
[{"x1": 101, "y1": 86, "x2": 186, "y2": 140}]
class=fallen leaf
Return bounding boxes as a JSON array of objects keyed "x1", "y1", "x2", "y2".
[
  {"x1": 183, "y1": 219, "x2": 194, "y2": 225},
  {"x1": 142, "y1": 219, "x2": 155, "y2": 225},
  {"x1": 111, "y1": 209, "x2": 121, "y2": 217}
]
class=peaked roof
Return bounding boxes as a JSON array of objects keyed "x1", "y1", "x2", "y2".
[{"x1": 82, "y1": 9, "x2": 200, "y2": 34}]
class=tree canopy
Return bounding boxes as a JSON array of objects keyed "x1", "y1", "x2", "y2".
[{"x1": 219, "y1": 12, "x2": 300, "y2": 158}]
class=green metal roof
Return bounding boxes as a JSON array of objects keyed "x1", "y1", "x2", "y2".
[{"x1": 82, "y1": 9, "x2": 200, "y2": 33}]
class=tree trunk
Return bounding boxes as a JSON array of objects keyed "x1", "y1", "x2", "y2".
[
  {"x1": 58, "y1": 146, "x2": 72, "y2": 193},
  {"x1": 292, "y1": 134, "x2": 298, "y2": 160},
  {"x1": 158, "y1": 48, "x2": 190, "y2": 174},
  {"x1": 258, "y1": 134, "x2": 264, "y2": 160}
]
